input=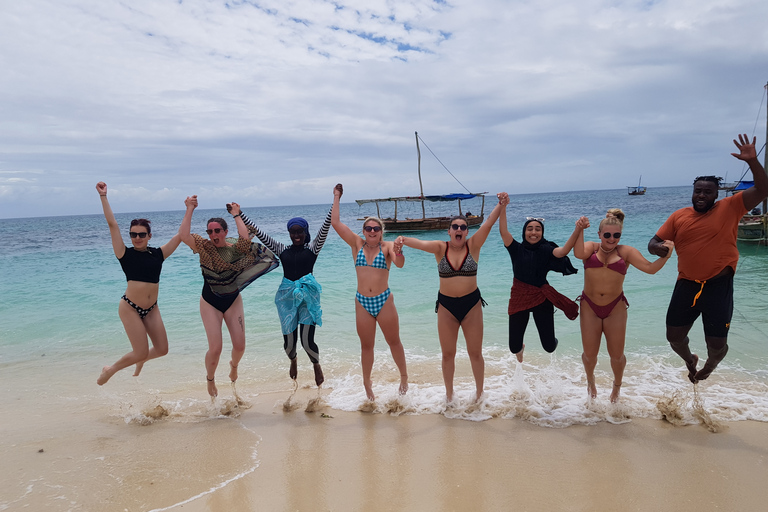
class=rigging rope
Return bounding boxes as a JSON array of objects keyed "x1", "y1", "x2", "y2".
[{"x1": 416, "y1": 133, "x2": 472, "y2": 194}]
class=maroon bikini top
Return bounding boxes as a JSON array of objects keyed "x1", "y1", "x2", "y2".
[{"x1": 583, "y1": 250, "x2": 627, "y2": 275}]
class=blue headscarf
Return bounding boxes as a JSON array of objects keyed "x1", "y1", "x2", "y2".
[{"x1": 287, "y1": 217, "x2": 310, "y2": 244}]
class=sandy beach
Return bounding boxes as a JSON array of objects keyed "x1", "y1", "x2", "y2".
[{"x1": 6, "y1": 381, "x2": 768, "y2": 512}]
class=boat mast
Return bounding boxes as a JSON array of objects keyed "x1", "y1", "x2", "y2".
[
  {"x1": 763, "y1": 82, "x2": 768, "y2": 216},
  {"x1": 415, "y1": 131, "x2": 426, "y2": 219}
]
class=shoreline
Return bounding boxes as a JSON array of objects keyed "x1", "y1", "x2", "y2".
[{"x1": 6, "y1": 385, "x2": 768, "y2": 511}]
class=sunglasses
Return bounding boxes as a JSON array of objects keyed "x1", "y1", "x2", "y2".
[
  {"x1": 129, "y1": 232, "x2": 148, "y2": 239},
  {"x1": 602, "y1": 232, "x2": 622, "y2": 239},
  {"x1": 526, "y1": 217, "x2": 545, "y2": 222},
  {"x1": 363, "y1": 225, "x2": 382, "y2": 233},
  {"x1": 451, "y1": 224, "x2": 468, "y2": 231},
  {"x1": 206, "y1": 228, "x2": 224, "y2": 235}
]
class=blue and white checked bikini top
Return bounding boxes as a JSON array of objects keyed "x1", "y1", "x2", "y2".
[{"x1": 355, "y1": 245, "x2": 388, "y2": 270}]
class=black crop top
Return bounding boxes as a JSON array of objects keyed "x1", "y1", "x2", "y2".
[{"x1": 118, "y1": 247, "x2": 165, "y2": 283}]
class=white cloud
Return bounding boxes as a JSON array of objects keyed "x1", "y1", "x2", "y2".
[{"x1": 1, "y1": 0, "x2": 766, "y2": 218}]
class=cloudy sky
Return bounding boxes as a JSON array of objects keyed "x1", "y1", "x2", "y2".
[{"x1": 1, "y1": 0, "x2": 767, "y2": 218}]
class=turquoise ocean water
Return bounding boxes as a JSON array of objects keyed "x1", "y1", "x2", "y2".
[{"x1": 1, "y1": 186, "x2": 767, "y2": 430}]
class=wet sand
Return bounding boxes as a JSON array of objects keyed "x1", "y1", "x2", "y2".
[{"x1": 8, "y1": 384, "x2": 766, "y2": 511}]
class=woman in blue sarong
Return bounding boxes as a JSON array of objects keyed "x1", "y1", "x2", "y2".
[{"x1": 239, "y1": 206, "x2": 332, "y2": 386}]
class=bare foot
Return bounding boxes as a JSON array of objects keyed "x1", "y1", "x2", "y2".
[
  {"x1": 289, "y1": 358, "x2": 297, "y2": 380},
  {"x1": 97, "y1": 366, "x2": 114, "y2": 386},
  {"x1": 694, "y1": 362, "x2": 716, "y2": 382},
  {"x1": 686, "y1": 354, "x2": 699, "y2": 383},
  {"x1": 515, "y1": 344, "x2": 525, "y2": 363},
  {"x1": 364, "y1": 380, "x2": 375, "y2": 401},
  {"x1": 586, "y1": 378, "x2": 597, "y2": 399},
  {"x1": 610, "y1": 381, "x2": 621, "y2": 403},
  {"x1": 229, "y1": 361, "x2": 238, "y2": 383},
  {"x1": 133, "y1": 361, "x2": 144, "y2": 377},
  {"x1": 399, "y1": 375, "x2": 408, "y2": 395},
  {"x1": 313, "y1": 363, "x2": 324, "y2": 387},
  {"x1": 206, "y1": 376, "x2": 218, "y2": 397}
]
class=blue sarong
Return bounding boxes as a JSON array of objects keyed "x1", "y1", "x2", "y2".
[{"x1": 275, "y1": 275, "x2": 322, "y2": 335}]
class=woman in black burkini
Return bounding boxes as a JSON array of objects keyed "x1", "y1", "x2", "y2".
[{"x1": 498, "y1": 193, "x2": 581, "y2": 363}]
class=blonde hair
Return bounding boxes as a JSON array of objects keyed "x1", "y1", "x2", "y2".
[
  {"x1": 599, "y1": 208, "x2": 625, "y2": 231},
  {"x1": 363, "y1": 216, "x2": 385, "y2": 236}
]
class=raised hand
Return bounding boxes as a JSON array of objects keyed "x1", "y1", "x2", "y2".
[
  {"x1": 334, "y1": 183, "x2": 344, "y2": 198},
  {"x1": 184, "y1": 195, "x2": 198, "y2": 209},
  {"x1": 96, "y1": 182, "x2": 108, "y2": 196},
  {"x1": 731, "y1": 134, "x2": 757, "y2": 161},
  {"x1": 576, "y1": 216, "x2": 590, "y2": 230}
]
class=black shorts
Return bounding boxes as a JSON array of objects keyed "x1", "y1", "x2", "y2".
[{"x1": 665, "y1": 273, "x2": 733, "y2": 338}]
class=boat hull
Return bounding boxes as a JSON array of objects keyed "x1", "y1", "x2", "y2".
[
  {"x1": 358, "y1": 214, "x2": 484, "y2": 232},
  {"x1": 737, "y1": 214, "x2": 768, "y2": 243}
]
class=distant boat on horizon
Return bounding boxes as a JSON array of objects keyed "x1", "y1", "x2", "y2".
[{"x1": 627, "y1": 176, "x2": 647, "y2": 195}]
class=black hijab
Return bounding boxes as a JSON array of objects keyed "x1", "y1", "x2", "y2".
[{"x1": 509, "y1": 219, "x2": 577, "y2": 286}]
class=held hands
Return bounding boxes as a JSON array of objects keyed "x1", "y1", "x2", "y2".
[
  {"x1": 394, "y1": 235, "x2": 405, "y2": 254},
  {"x1": 334, "y1": 183, "x2": 343, "y2": 199},
  {"x1": 96, "y1": 182, "x2": 107, "y2": 196},
  {"x1": 731, "y1": 134, "x2": 757, "y2": 162},
  {"x1": 394, "y1": 236, "x2": 405, "y2": 254},
  {"x1": 497, "y1": 192, "x2": 510, "y2": 206},
  {"x1": 660, "y1": 240, "x2": 675, "y2": 258},
  {"x1": 575, "y1": 216, "x2": 590, "y2": 230},
  {"x1": 184, "y1": 195, "x2": 198, "y2": 210},
  {"x1": 228, "y1": 202, "x2": 241, "y2": 217}
]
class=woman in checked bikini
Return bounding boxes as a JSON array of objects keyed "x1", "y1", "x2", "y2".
[
  {"x1": 573, "y1": 209, "x2": 674, "y2": 402},
  {"x1": 95, "y1": 182, "x2": 182, "y2": 385},
  {"x1": 396, "y1": 193, "x2": 507, "y2": 403},
  {"x1": 331, "y1": 184, "x2": 408, "y2": 401}
]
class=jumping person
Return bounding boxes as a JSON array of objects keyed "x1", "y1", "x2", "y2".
[
  {"x1": 178, "y1": 196, "x2": 278, "y2": 397},
  {"x1": 575, "y1": 210, "x2": 673, "y2": 402},
  {"x1": 238, "y1": 206, "x2": 332, "y2": 386},
  {"x1": 649, "y1": 134, "x2": 768, "y2": 383},
  {"x1": 95, "y1": 181, "x2": 182, "y2": 385},
  {"x1": 331, "y1": 183, "x2": 408, "y2": 401},
  {"x1": 499, "y1": 194, "x2": 580, "y2": 363},
  {"x1": 396, "y1": 193, "x2": 506, "y2": 403}
]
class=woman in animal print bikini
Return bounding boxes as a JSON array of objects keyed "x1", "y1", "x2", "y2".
[
  {"x1": 396, "y1": 193, "x2": 507, "y2": 404},
  {"x1": 573, "y1": 209, "x2": 674, "y2": 403},
  {"x1": 331, "y1": 184, "x2": 408, "y2": 401}
]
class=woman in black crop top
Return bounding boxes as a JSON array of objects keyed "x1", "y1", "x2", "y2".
[{"x1": 95, "y1": 182, "x2": 183, "y2": 386}]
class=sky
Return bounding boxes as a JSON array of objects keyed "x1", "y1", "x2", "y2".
[{"x1": 1, "y1": 0, "x2": 767, "y2": 219}]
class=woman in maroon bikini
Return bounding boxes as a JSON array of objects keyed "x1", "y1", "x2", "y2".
[{"x1": 573, "y1": 209, "x2": 673, "y2": 402}]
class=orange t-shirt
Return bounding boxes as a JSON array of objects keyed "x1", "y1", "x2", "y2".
[{"x1": 655, "y1": 194, "x2": 746, "y2": 281}]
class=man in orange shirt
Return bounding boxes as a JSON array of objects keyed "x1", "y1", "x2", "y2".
[{"x1": 649, "y1": 134, "x2": 768, "y2": 383}]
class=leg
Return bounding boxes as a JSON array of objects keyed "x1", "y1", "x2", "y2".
[
  {"x1": 579, "y1": 301, "x2": 603, "y2": 399},
  {"x1": 436, "y1": 304, "x2": 461, "y2": 402},
  {"x1": 299, "y1": 324, "x2": 324, "y2": 386},
  {"x1": 97, "y1": 299, "x2": 152, "y2": 385},
  {"x1": 531, "y1": 301, "x2": 558, "y2": 353},
  {"x1": 222, "y1": 295, "x2": 246, "y2": 383},
  {"x1": 200, "y1": 297, "x2": 225, "y2": 397},
  {"x1": 459, "y1": 301, "x2": 485, "y2": 401},
  {"x1": 508, "y1": 310, "x2": 530, "y2": 362},
  {"x1": 133, "y1": 306, "x2": 170, "y2": 377},
  {"x1": 284, "y1": 329, "x2": 298, "y2": 379},
  {"x1": 355, "y1": 301, "x2": 378, "y2": 401},
  {"x1": 695, "y1": 336, "x2": 728, "y2": 381},
  {"x1": 666, "y1": 324, "x2": 698, "y2": 383},
  {"x1": 376, "y1": 296, "x2": 408, "y2": 395},
  {"x1": 602, "y1": 302, "x2": 628, "y2": 403}
]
